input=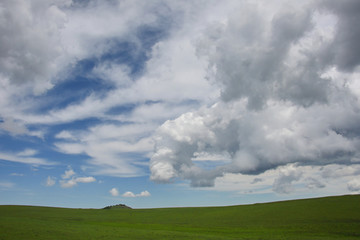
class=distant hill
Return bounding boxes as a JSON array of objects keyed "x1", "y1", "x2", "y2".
[{"x1": 102, "y1": 203, "x2": 132, "y2": 209}]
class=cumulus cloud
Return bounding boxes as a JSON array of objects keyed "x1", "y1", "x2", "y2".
[
  {"x1": 150, "y1": 0, "x2": 360, "y2": 193},
  {"x1": 59, "y1": 167, "x2": 96, "y2": 188},
  {"x1": 62, "y1": 167, "x2": 75, "y2": 179},
  {"x1": 122, "y1": 190, "x2": 151, "y2": 198},
  {"x1": 122, "y1": 191, "x2": 136, "y2": 198},
  {"x1": 109, "y1": 188, "x2": 119, "y2": 197},
  {"x1": 60, "y1": 178, "x2": 77, "y2": 188},
  {"x1": 138, "y1": 190, "x2": 151, "y2": 197},
  {"x1": 60, "y1": 176, "x2": 96, "y2": 188}
]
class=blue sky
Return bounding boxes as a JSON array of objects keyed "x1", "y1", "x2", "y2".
[{"x1": 1, "y1": 0, "x2": 360, "y2": 209}]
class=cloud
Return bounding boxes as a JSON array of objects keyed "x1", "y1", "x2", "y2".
[
  {"x1": 319, "y1": 0, "x2": 360, "y2": 71},
  {"x1": 251, "y1": 178, "x2": 263, "y2": 184},
  {"x1": 138, "y1": 190, "x2": 151, "y2": 197},
  {"x1": 17, "y1": 149, "x2": 38, "y2": 157},
  {"x1": 122, "y1": 191, "x2": 136, "y2": 198},
  {"x1": 109, "y1": 188, "x2": 119, "y2": 197},
  {"x1": 10, "y1": 173, "x2": 24, "y2": 177},
  {"x1": 62, "y1": 167, "x2": 75, "y2": 179},
  {"x1": 150, "y1": 0, "x2": 360, "y2": 192},
  {"x1": 1, "y1": 0, "x2": 360, "y2": 199},
  {"x1": 60, "y1": 177, "x2": 96, "y2": 188},
  {"x1": 54, "y1": 124, "x2": 155, "y2": 177},
  {"x1": 75, "y1": 176, "x2": 96, "y2": 183},
  {"x1": 59, "y1": 167, "x2": 96, "y2": 188},
  {"x1": 305, "y1": 177, "x2": 326, "y2": 189},
  {"x1": 55, "y1": 131, "x2": 77, "y2": 140},
  {"x1": 60, "y1": 178, "x2": 77, "y2": 188},
  {"x1": 347, "y1": 179, "x2": 360, "y2": 192},
  {"x1": 202, "y1": 164, "x2": 355, "y2": 196},
  {"x1": 273, "y1": 164, "x2": 302, "y2": 194},
  {"x1": 45, "y1": 176, "x2": 56, "y2": 187},
  {"x1": 0, "y1": 150, "x2": 53, "y2": 165},
  {"x1": 0, "y1": 0, "x2": 222, "y2": 180},
  {"x1": 0, "y1": 0, "x2": 67, "y2": 94},
  {"x1": 122, "y1": 190, "x2": 151, "y2": 198}
]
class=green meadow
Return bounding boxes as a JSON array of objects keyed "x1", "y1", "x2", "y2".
[{"x1": 0, "y1": 195, "x2": 359, "y2": 240}]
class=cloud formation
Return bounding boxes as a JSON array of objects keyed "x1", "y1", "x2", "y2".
[
  {"x1": 0, "y1": 149, "x2": 53, "y2": 165},
  {"x1": 109, "y1": 188, "x2": 119, "y2": 197},
  {"x1": 150, "y1": 0, "x2": 360, "y2": 191},
  {"x1": 1, "y1": 0, "x2": 360, "y2": 199},
  {"x1": 122, "y1": 190, "x2": 151, "y2": 198},
  {"x1": 59, "y1": 167, "x2": 96, "y2": 188}
]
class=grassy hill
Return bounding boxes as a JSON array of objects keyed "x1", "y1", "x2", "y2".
[{"x1": 0, "y1": 195, "x2": 359, "y2": 239}]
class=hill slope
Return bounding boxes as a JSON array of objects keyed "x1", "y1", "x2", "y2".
[{"x1": 0, "y1": 195, "x2": 359, "y2": 239}]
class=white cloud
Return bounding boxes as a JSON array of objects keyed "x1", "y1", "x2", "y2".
[
  {"x1": 55, "y1": 131, "x2": 77, "y2": 140},
  {"x1": 60, "y1": 176, "x2": 96, "y2": 188},
  {"x1": 109, "y1": 188, "x2": 119, "y2": 197},
  {"x1": 122, "y1": 190, "x2": 151, "y2": 198},
  {"x1": 17, "y1": 149, "x2": 38, "y2": 157},
  {"x1": 59, "y1": 167, "x2": 96, "y2": 188},
  {"x1": 60, "y1": 178, "x2": 77, "y2": 188},
  {"x1": 75, "y1": 176, "x2": 96, "y2": 183},
  {"x1": 45, "y1": 176, "x2": 56, "y2": 187},
  {"x1": 53, "y1": 121, "x2": 160, "y2": 177},
  {"x1": 62, "y1": 167, "x2": 75, "y2": 179},
  {"x1": 122, "y1": 191, "x2": 136, "y2": 198},
  {"x1": 138, "y1": 190, "x2": 151, "y2": 197}
]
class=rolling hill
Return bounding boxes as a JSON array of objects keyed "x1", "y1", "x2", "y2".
[{"x1": 0, "y1": 194, "x2": 359, "y2": 239}]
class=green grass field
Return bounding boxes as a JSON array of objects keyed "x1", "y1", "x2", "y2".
[{"x1": 1, "y1": 195, "x2": 359, "y2": 239}]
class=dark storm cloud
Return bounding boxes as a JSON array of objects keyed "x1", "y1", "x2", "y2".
[{"x1": 320, "y1": 0, "x2": 360, "y2": 71}]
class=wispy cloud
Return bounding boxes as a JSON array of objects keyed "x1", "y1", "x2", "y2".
[
  {"x1": 45, "y1": 176, "x2": 56, "y2": 187},
  {"x1": 0, "y1": 151, "x2": 53, "y2": 165},
  {"x1": 10, "y1": 173, "x2": 24, "y2": 177},
  {"x1": 0, "y1": 181, "x2": 15, "y2": 189}
]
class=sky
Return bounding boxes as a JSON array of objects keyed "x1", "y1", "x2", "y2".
[{"x1": 1, "y1": 0, "x2": 360, "y2": 209}]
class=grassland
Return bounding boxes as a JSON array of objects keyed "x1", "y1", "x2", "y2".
[{"x1": 0, "y1": 195, "x2": 359, "y2": 239}]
